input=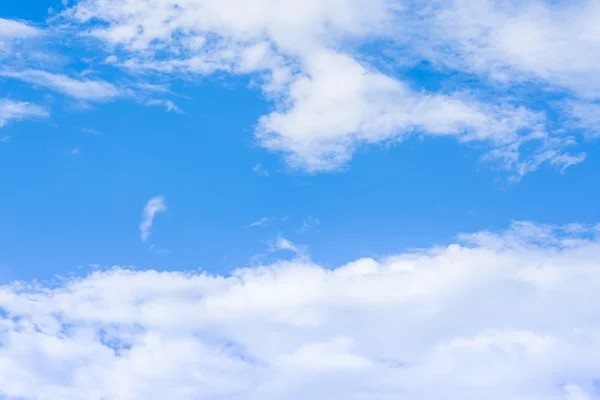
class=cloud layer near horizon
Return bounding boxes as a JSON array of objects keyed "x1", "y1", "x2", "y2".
[{"x1": 1, "y1": 221, "x2": 599, "y2": 399}]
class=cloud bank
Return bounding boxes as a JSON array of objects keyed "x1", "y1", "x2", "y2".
[{"x1": 1, "y1": 221, "x2": 599, "y2": 399}]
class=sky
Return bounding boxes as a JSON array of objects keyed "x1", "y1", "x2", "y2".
[{"x1": 0, "y1": 0, "x2": 600, "y2": 399}]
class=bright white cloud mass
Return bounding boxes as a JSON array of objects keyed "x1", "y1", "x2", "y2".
[{"x1": 0, "y1": 222, "x2": 599, "y2": 399}]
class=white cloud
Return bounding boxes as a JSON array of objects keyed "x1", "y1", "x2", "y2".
[
  {"x1": 252, "y1": 163, "x2": 270, "y2": 177},
  {"x1": 268, "y1": 237, "x2": 307, "y2": 258},
  {"x1": 146, "y1": 99, "x2": 182, "y2": 113},
  {"x1": 0, "y1": 18, "x2": 40, "y2": 39},
  {"x1": 402, "y1": 0, "x2": 600, "y2": 143},
  {"x1": 0, "y1": 70, "x2": 120, "y2": 102},
  {"x1": 61, "y1": 0, "x2": 580, "y2": 177},
  {"x1": 0, "y1": 99, "x2": 48, "y2": 128},
  {"x1": 0, "y1": 17, "x2": 41, "y2": 54},
  {"x1": 566, "y1": 101, "x2": 600, "y2": 138},
  {"x1": 413, "y1": 0, "x2": 600, "y2": 99},
  {"x1": 0, "y1": 222, "x2": 599, "y2": 398},
  {"x1": 0, "y1": 70, "x2": 183, "y2": 115},
  {"x1": 139, "y1": 196, "x2": 167, "y2": 242},
  {"x1": 249, "y1": 217, "x2": 274, "y2": 228},
  {"x1": 300, "y1": 217, "x2": 320, "y2": 233}
]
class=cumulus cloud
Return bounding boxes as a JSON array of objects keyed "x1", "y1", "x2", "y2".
[
  {"x1": 59, "y1": 0, "x2": 582, "y2": 176},
  {"x1": 0, "y1": 222, "x2": 599, "y2": 399},
  {"x1": 139, "y1": 196, "x2": 167, "y2": 242},
  {"x1": 0, "y1": 99, "x2": 48, "y2": 128}
]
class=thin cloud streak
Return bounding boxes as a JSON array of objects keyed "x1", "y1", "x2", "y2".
[{"x1": 139, "y1": 196, "x2": 167, "y2": 242}]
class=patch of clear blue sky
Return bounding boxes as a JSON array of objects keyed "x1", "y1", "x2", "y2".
[{"x1": 1, "y1": 0, "x2": 599, "y2": 282}]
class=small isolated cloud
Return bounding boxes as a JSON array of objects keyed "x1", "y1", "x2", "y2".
[
  {"x1": 252, "y1": 163, "x2": 269, "y2": 177},
  {"x1": 0, "y1": 99, "x2": 48, "y2": 128},
  {"x1": 269, "y1": 236, "x2": 306, "y2": 257},
  {"x1": 299, "y1": 217, "x2": 320, "y2": 233},
  {"x1": 139, "y1": 196, "x2": 167, "y2": 242},
  {"x1": 147, "y1": 99, "x2": 182, "y2": 113},
  {"x1": 248, "y1": 217, "x2": 274, "y2": 228},
  {"x1": 71, "y1": 147, "x2": 80, "y2": 155},
  {"x1": 148, "y1": 244, "x2": 170, "y2": 256},
  {"x1": 0, "y1": 222, "x2": 599, "y2": 398}
]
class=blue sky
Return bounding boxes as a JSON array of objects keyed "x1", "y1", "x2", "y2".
[
  {"x1": 1, "y1": 0, "x2": 599, "y2": 282},
  {"x1": 1, "y1": 0, "x2": 600, "y2": 399}
]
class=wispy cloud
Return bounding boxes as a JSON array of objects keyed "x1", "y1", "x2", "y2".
[
  {"x1": 0, "y1": 99, "x2": 48, "y2": 128},
  {"x1": 147, "y1": 99, "x2": 183, "y2": 113},
  {"x1": 248, "y1": 217, "x2": 274, "y2": 228},
  {"x1": 406, "y1": 0, "x2": 600, "y2": 99},
  {"x1": 81, "y1": 127, "x2": 102, "y2": 135},
  {"x1": 148, "y1": 244, "x2": 170, "y2": 256},
  {"x1": 268, "y1": 236, "x2": 306, "y2": 257},
  {"x1": 0, "y1": 70, "x2": 120, "y2": 102},
  {"x1": 299, "y1": 217, "x2": 320, "y2": 233},
  {"x1": 139, "y1": 196, "x2": 167, "y2": 242},
  {"x1": 252, "y1": 163, "x2": 270, "y2": 177},
  {"x1": 60, "y1": 0, "x2": 587, "y2": 178},
  {"x1": 566, "y1": 101, "x2": 600, "y2": 138}
]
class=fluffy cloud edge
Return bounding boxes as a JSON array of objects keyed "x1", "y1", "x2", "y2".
[
  {"x1": 1, "y1": 221, "x2": 599, "y2": 399},
  {"x1": 54, "y1": 0, "x2": 588, "y2": 178}
]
